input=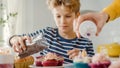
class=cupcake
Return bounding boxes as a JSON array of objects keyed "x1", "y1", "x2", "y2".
[
  {"x1": 35, "y1": 52, "x2": 64, "y2": 67},
  {"x1": 42, "y1": 59, "x2": 58, "y2": 66},
  {"x1": 73, "y1": 49, "x2": 91, "y2": 68},
  {"x1": 89, "y1": 53, "x2": 111, "y2": 68},
  {"x1": 57, "y1": 55, "x2": 64, "y2": 66},
  {"x1": 14, "y1": 56, "x2": 34, "y2": 68},
  {"x1": 35, "y1": 56, "x2": 44, "y2": 66}
]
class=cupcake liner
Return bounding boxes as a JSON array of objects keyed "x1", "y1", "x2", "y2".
[{"x1": 14, "y1": 56, "x2": 34, "y2": 68}]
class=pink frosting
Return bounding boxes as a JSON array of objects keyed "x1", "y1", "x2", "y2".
[
  {"x1": 44, "y1": 52, "x2": 61, "y2": 61},
  {"x1": 92, "y1": 53, "x2": 110, "y2": 63},
  {"x1": 36, "y1": 52, "x2": 64, "y2": 62}
]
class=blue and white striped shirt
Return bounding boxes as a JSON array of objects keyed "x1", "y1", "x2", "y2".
[{"x1": 23, "y1": 27, "x2": 94, "y2": 64}]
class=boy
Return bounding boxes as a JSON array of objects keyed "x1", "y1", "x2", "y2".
[{"x1": 9, "y1": 0, "x2": 94, "y2": 63}]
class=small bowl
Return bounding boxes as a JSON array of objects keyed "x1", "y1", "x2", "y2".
[{"x1": 73, "y1": 62, "x2": 90, "y2": 68}]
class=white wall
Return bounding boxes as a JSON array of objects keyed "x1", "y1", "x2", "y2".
[
  {"x1": 18, "y1": 0, "x2": 55, "y2": 34},
  {"x1": 80, "y1": 0, "x2": 112, "y2": 11}
]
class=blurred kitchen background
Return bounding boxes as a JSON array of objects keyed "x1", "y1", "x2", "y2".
[{"x1": 0, "y1": 0, "x2": 120, "y2": 52}]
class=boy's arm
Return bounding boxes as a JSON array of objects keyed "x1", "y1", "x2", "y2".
[
  {"x1": 103, "y1": 0, "x2": 120, "y2": 21},
  {"x1": 9, "y1": 28, "x2": 47, "y2": 52},
  {"x1": 9, "y1": 29, "x2": 48, "y2": 58},
  {"x1": 9, "y1": 29, "x2": 44, "y2": 47}
]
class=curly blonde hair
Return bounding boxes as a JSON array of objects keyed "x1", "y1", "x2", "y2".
[{"x1": 47, "y1": 0, "x2": 80, "y2": 13}]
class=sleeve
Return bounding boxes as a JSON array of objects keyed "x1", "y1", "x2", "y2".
[
  {"x1": 21, "y1": 27, "x2": 53, "y2": 39},
  {"x1": 86, "y1": 40, "x2": 95, "y2": 57},
  {"x1": 21, "y1": 28, "x2": 49, "y2": 46},
  {"x1": 22, "y1": 29, "x2": 43, "y2": 39},
  {"x1": 8, "y1": 27, "x2": 46, "y2": 47},
  {"x1": 103, "y1": 0, "x2": 120, "y2": 21},
  {"x1": 8, "y1": 27, "x2": 54, "y2": 47}
]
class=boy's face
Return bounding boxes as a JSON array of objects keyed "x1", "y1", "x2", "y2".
[{"x1": 52, "y1": 6, "x2": 79, "y2": 33}]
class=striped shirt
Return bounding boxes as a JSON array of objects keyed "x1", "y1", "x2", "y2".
[{"x1": 23, "y1": 27, "x2": 94, "y2": 64}]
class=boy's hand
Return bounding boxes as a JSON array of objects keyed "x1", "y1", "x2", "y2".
[
  {"x1": 67, "y1": 48, "x2": 80, "y2": 59},
  {"x1": 10, "y1": 36, "x2": 32, "y2": 53}
]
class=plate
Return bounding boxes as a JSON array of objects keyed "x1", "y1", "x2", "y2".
[
  {"x1": 29, "y1": 63, "x2": 74, "y2": 68},
  {"x1": 29, "y1": 65, "x2": 64, "y2": 68}
]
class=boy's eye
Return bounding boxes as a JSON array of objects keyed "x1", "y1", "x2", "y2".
[
  {"x1": 66, "y1": 15, "x2": 71, "y2": 18},
  {"x1": 57, "y1": 15, "x2": 61, "y2": 18}
]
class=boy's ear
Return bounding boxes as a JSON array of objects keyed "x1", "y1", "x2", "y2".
[{"x1": 76, "y1": 12, "x2": 80, "y2": 18}]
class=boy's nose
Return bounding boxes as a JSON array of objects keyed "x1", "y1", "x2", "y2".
[{"x1": 61, "y1": 17, "x2": 66, "y2": 24}]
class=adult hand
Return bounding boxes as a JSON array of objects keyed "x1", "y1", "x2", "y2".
[
  {"x1": 10, "y1": 36, "x2": 32, "y2": 53},
  {"x1": 73, "y1": 12, "x2": 109, "y2": 38}
]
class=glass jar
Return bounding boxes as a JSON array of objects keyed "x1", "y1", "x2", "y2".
[{"x1": 0, "y1": 47, "x2": 14, "y2": 68}]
